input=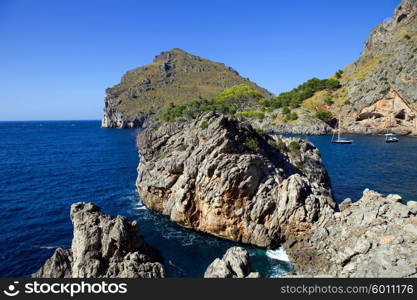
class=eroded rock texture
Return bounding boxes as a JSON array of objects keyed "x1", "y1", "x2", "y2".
[
  {"x1": 204, "y1": 247, "x2": 259, "y2": 278},
  {"x1": 286, "y1": 189, "x2": 417, "y2": 277},
  {"x1": 136, "y1": 113, "x2": 336, "y2": 248},
  {"x1": 33, "y1": 202, "x2": 165, "y2": 278}
]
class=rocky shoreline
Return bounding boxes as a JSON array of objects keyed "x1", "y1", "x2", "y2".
[
  {"x1": 285, "y1": 189, "x2": 417, "y2": 277},
  {"x1": 103, "y1": 115, "x2": 417, "y2": 136},
  {"x1": 135, "y1": 113, "x2": 417, "y2": 277},
  {"x1": 35, "y1": 113, "x2": 417, "y2": 278}
]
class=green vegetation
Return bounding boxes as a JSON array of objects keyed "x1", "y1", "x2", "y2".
[
  {"x1": 324, "y1": 96, "x2": 334, "y2": 105},
  {"x1": 269, "y1": 136, "x2": 287, "y2": 152},
  {"x1": 159, "y1": 151, "x2": 170, "y2": 160},
  {"x1": 215, "y1": 84, "x2": 264, "y2": 111},
  {"x1": 335, "y1": 69, "x2": 344, "y2": 79},
  {"x1": 162, "y1": 84, "x2": 265, "y2": 122},
  {"x1": 177, "y1": 144, "x2": 188, "y2": 151},
  {"x1": 315, "y1": 109, "x2": 333, "y2": 122},
  {"x1": 289, "y1": 141, "x2": 301, "y2": 157},
  {"x1": 261, "y1": 78, "x2": 341, "y2": 110},
  {"x1": 343, "y1": 53, "x2": 393, "y2": 81},
  {"x1": 285, "y1": 111, "x2": 298, "y2": 121},
  {"x1": 289, "y1": 140, "x2": 303, "y2": 169},
  {"x1": 255, "y1": 128, "x2": 269, "y2": 138},
  {"x1": 244, "y1": 137, "x2": 259, "y2": 151},
  {"x1": 200, "y1": 121, "x2": 208, "y2": 129},
  {"x1": 236, "y1": 110, "x2": 265, "y2": 120},
  {"x1": 162, "y1": 98, "x2": 233, "y2": 122},
  {"x1": 160, "y1": 76, "x2": 343, "y2": 124}
]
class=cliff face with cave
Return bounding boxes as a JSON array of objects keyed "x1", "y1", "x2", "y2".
[
  {"x1": 340, "y1": 0, "x2": 417, "y2": 134},
  {"x1": 353, "y1": 91, "x2": 417, "y2": 134}
]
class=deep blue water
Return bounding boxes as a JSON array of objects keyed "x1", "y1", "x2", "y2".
[
  {"x1": 286, "y1": 133, "x2": 417, "y2": 204},
  {"x1": 0, "y1": 121, "x2": 416, "y2": 278},
  {"x1": 0, "y1": 121, "x2": 290, "y2": 278}
]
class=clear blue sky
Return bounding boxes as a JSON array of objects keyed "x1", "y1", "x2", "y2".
[{"x1": 0, "y1": 0, "x2": 400, "y2": 121}]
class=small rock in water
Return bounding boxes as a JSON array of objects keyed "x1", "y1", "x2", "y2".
[{"x1": 204, "y1": 247, "x2": 260, "y2": 278}]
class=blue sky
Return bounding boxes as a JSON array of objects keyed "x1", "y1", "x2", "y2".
[{"x1": 0, "y1": 0, "x2": 400, "y2": 121}]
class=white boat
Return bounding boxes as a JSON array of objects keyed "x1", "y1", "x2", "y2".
[
  {"x1": 384, "y1": 100, "x2": 399, "y2": 143},
  {"x1": 385, "y1": 133, "x2": 399, "y2": 143},
  {"x1": 332, "y1": 115, "x2": 353, "y2": 144}
]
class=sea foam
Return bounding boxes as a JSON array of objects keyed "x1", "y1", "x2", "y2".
[{"x1": 266, "y1": 247, "x2": 290, "y2": 262}]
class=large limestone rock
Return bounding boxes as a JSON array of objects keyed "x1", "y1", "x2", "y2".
[
  {"x1": 286, "y1": 189, "x2": 417, "y2": 277},
  {"x1": 33, "y1": 202, "x2": 165, "y2": 278},
  {"x1": 204, "y1": 247, "x2": 259, "y2": 278},
  {"x1": 136, "y1": 112, "x2": 336, "y2": 248}
]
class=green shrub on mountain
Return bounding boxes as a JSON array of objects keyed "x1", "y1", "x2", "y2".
[
  {"x1": 162, "y1": 84, "x2": 265, "y2": 122},
  {"x1": 162, "y1": 98, "x2": 234, "y2": 122},
  {"x1": 236, "y1": 110, "x2": 265, "y2": 120},
  {"x1": 324, "y1": 96, "x2": 334, "y2": 105},
  {"x1": 335, "y1": 69, "x2": 344, "y2": 79},
  {"x1": 315, "y1": 109, "x2": 333, "y2": 122},
  {"x1": 285, "y1": 111, "x2": 298, "y2": 121},
  {"x1": 261, "y1": 77, "x2": 341, "y2": 110},
  {"x1": 215, "y1": 84, "x2": 264, "y2": 111}
]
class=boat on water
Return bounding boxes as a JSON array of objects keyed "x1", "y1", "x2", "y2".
[
  {"x1": 332, "y1": 137, "x2": 353, "y2": 144},
  {"x1": 385, "y1": 133, "x2": 399, "y2": 143},
  {"x1": 384, "y1": 99, "x2": 399, "y2": 143},
  {"x1": 332, "y1": 115, "x2": 353, "y2": 144}
]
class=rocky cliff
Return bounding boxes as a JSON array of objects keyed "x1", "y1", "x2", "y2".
[
  {"x1": 286, "y1": 189, "x2": 417, "y2": 277},
  {"x1": 33, "y1": 202, "x2": 165, "y2": 278},
  {"x1": 253, "y1": 0, "x2": 417, "y2": 135},
  {"x1": 286, "y1": 0, "x2": 417, "y2": 135},
  {"x1": 102, "y1": 48, "x2": 271, "y2": 128},
  {"x1": 136, "y1": 112, "x2": 336, "y2": 248},
  {"x1": 340, "y1": 0, "x2": 417, "y2": 134}
]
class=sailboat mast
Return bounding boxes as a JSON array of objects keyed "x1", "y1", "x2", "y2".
[{"x1": 338, "y1": 115, "x2": 341, "y2": 140}]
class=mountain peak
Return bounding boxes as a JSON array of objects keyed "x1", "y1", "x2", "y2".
[{"x1": 102, "y1": 49, "x2": 271, "y2": 128}]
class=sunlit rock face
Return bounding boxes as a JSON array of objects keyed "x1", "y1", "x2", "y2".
[{"x1": 136, "y1": 112, "x2": 336, "y2": 248}]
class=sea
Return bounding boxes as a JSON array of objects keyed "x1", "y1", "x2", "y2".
[{"x1": 0, "y1": 120, "x2": 416, "y2": 278}]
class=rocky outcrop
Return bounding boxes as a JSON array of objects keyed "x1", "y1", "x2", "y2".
[
  {"x1": 261, "y1": 0, "x2": 417, "y2": 136},
  {"x1": 136, "y1": 112, "x2": 336, "y2": 248},
  {"x1": 269, "y1": 123, "x2": 332, "y2": 135},
  {"x1": 286, "y1": 189, "x2": 417, "y2": 277},
  {"x1": 204, "y1": 247, "x2": 260, "y2": 278},
  {"x1": 340, "y1": 0, "x2": 417, "y2": 134},
  {"x1": 33, "y1": 202, "x2": 165, "y2": 278},
  {"x1": 348, "y1": 90, "x2": 417, "y2": 135},
  {"x1": 102, "y1": 48, "x2": 271, "y2": 128},
  {"x1": 253, "y1": 121, "x2": 332, "y2": 135}
]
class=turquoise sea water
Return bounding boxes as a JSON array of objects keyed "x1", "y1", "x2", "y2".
[{"x1": 0, "y1": 121, "x2": 416, "y2": 277}]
